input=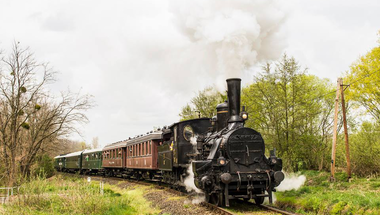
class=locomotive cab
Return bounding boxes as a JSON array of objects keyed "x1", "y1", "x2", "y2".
[{"x1": 157, "y1": 118, "x2": 211, "y2": 186}]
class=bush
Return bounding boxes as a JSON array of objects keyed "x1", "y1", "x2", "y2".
[
  {"x1": 348, "y1": 121, "x2": 380, "y2": 176},
  {"x1": 33, "y1": 154, "x2": 55, "y2": 178}
]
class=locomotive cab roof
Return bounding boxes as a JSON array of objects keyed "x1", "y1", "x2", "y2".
[{"x1": 168, "y1": 117, "x2": 210, "y2": 129}]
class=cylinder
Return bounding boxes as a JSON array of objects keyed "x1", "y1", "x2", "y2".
[{"x1": 226, "y1": 78, "x2": 243, "y2": 123}]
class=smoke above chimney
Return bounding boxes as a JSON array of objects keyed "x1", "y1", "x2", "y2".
[{"x1": 169, "y1": 0, "x2": 287, "y2": 89}]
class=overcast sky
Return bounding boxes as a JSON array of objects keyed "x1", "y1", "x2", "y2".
[{"x1": 0, "y1": 0, "x2": 379, "y2": 146}]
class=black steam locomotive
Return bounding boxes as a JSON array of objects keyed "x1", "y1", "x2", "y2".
[
  {"x1": 55, "y1": 78, "x2": 284, "y2": 207},
  {"x1": 191, "y1": 78, "x2": 284, "y2": 206}
]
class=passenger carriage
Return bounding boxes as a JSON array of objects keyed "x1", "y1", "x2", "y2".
[{"x1": 81, "y1": 148, "x2": 103, "y2": 174}]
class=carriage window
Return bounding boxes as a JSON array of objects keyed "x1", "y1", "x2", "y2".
[
  {"x1": 183, "y1": 125, "x2": 194, "y2": 141},
  {"x1": 119, "y1": 149, "x2": 122, "y2": 158}
]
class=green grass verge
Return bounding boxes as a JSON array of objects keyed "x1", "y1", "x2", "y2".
[
  {"x1": 2, "y1": 174, "x2": 159, "y2": 215},
  {"x1": 275, "y1": 170, "x2": 380, "y2": 215}
]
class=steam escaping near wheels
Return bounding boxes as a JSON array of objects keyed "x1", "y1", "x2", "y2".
[
  {"x1": 276, "y1": 173, "x2": 306, "y2": 192},
  {"x1": 183, "y1": 136, "x2": 203, "y2": 194},
  {"x1": 184, "y1": 163, "x2": 203, "y2": 193}
]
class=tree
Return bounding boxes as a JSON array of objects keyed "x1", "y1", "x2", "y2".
[
  {"x1": 0, "y1": 42, "x2": 93, "y2": 185},
  {"x1": 91, "y1": 137, "x2": 99, "y2": 149},
  {"x1": 179, "y1": 86, "x2": 225, "y2": 121},
  {"x1": 345, "y1": 42, "x2": 380, "y2": 120},
  {"x1": 242, "y1": 54, "x2": 335, "y2": 171}
]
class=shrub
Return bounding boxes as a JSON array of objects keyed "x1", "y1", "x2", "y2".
[{"x1": 33, "y1": 154, "x2": 55, "y2": 178}]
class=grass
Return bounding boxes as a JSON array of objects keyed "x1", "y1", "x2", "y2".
[
  {"x1": 275, "y1": 170, "x2": 380, "y2": 215},
  {"x1": 1, "y1": 174, "x2": 160, "y2": 215}
]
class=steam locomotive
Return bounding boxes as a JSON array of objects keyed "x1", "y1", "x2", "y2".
[{"x1": 54, "y1": 78, "x2": 284, "y2": 207}]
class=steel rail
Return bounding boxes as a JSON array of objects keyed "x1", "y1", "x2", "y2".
[{"x1": 260, "y1": 204, "x2": 299, "y2": 215}]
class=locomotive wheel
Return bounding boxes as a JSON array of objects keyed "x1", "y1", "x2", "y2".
[
  {"x1": 208, "y1": 193, "x2": 224, "y2": 206},
  {"x1": 254, "y1": 196, "x2": 264, "y2": 205}
]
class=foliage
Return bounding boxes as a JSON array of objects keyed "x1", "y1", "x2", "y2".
[
  {"x1": 179, "y1": 86, "x2": 226, "y2": 120},
  {"x1": 336, "y1": 121, "x2": 380, "y2": 176},
  {"x1": 2, "y1": 174, "x2": 159, "y2": 215},
  {"x1": 345, "y1": 44, "x2": 380, "y2": 120},
  {"x1": 275, "y1": 170, "x2": 380, "y2": 215},
  {"x1": 32, "y1": 154, "x2": 55, "y2": 178},
  {"x1": 242, "y1": 54, "x2": 335, "y2": 171}
]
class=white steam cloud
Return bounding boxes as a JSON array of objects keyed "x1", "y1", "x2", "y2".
[
  {"x1": 276, "y1": 173, "x2": 306, "y2": 192},
  {"x1": 170, "y1": 0, "x2": 287, "y2": 89},
  {"x1": 184, "y1": 163, "x2": 203, "y2": 193},
  {"x1": 183, "y1": 136, "x2": 203, "y2": 193},
  {"x1": 265, "y1": 173, "x2": 306, "y2": 204}
]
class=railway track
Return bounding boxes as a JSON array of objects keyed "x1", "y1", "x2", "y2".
[
  {"x1": 259, "y1": 204, "x2": 299, "y2": 215},
  {"x1": 62, "y1": 173, "x2": 297, "y2": 215}
]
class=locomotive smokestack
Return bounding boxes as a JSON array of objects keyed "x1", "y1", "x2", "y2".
[{"x1": 226, "y1": 78, "x2": 243, "y2": 123}]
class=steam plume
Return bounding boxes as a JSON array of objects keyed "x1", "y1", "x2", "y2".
[
  {"x1": 276, "y1": 172, "x2": 306, "y2": 192},
  {"x1": 170, "y1": 0, "x2": 287, "y2": 89},
  {"x1": 183, "y1": 136, "x2": 203, "y2": 193}
]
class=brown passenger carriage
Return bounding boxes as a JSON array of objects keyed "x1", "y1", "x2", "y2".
[
  {"x1": 102, "y1": 130, "x2": 162, "y2": 179},
  {"x1": 102, "y1": 140, "x2": 127, "y2": 176}
]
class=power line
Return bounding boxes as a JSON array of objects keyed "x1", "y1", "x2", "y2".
[
  {"x1": 309, "y1": 69, "x2": 380, "y2": 102},
  {"x1": 346, "y1": 69, "x2": 380, "y2": 86}
]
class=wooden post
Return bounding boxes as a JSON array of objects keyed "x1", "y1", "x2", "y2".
[
  {"x1": 330, "y1": 78, "x2": 341, "y2": 182},
  {"x1": 340, "y1": 80, "x2": 352, "y2": 180}
]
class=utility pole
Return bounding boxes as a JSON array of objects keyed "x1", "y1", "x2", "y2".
[
  {"x1": 330, "y1": 78, "x2": 351, "y2": 182},
  {"x1": 340, "y1": 79, "x2": 352, "y2": 180},
  {"x1": 330, "y1": 78, "x2": 340, "y2": 182}
]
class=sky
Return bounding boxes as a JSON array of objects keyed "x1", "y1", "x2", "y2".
[{"x1": 0, "y1": 0, "x2": 379, "y2": 146}]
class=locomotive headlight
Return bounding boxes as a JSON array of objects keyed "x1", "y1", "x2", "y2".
[
  {"x1": 217, "y1": 157, "x2": 227, "y2": 166},
  {"x1": 271, "y1": 158, "x2": 277, "y2": 164},
  {"x1": 242, "y1": 113, "x2": 248, "y2": 120}
]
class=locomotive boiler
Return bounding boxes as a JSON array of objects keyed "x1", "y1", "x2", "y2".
[{"x1": 192, "y1": 78, "x2": 284, "y2": 207}]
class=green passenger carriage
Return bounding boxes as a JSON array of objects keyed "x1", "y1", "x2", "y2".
[
  {"x1": 54, "y1": 155, "x2": 66, "y2": 171},
  {"x1": 81, "y1": 148, "x2": 103, "y2": 174},
  {"x1": 64, "y1": 150, "x2": 84, "y2": 173}
]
